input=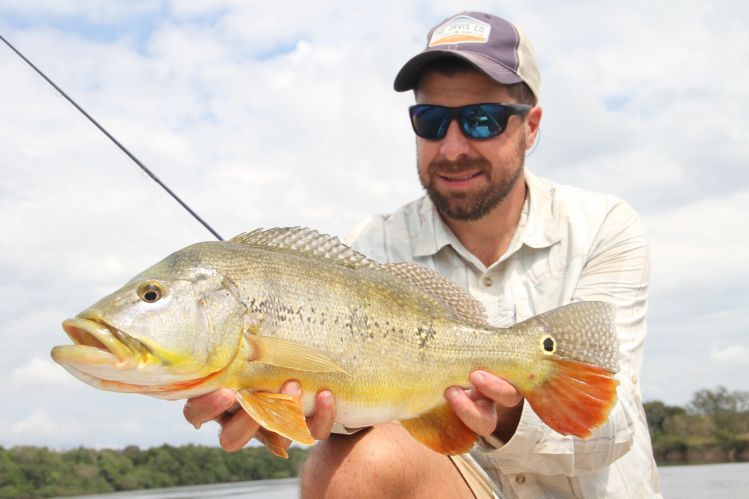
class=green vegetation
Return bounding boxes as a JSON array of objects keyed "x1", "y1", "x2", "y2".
[
  {"x1": 644, "y1": 386, "x2": 749, "y2": 463},
  {"x1": 0, "y1": 444, "x2": 309, "y2": 498},
  {"x1": 1, "y1": 386, "x2": 747, "y2": 497}
]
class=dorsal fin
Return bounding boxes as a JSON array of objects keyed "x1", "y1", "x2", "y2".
[
  {"x1": 231, "y1": 228, "x2": 487, "y2": 324},
  {"x1": 230, "y1": 227, "x2": 379, "y2": 269},
  {"x1": 383, "y1": 262, "x2": 488, "y2": 325}
]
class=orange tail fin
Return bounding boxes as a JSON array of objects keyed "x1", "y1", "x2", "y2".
[{"x1": 523, "y1": 359, "x2": 618, "y2": 438}]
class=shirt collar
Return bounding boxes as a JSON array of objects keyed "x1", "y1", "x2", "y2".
[
  {"x1": 411, "y1": 169, "x2": 561, "y2": 259},
  {"x1": 413, "y1": 196, "x2": 456, "y2": 257},
  {"x1": 522, "y1": 170, "x2": 562, "y2": 249}
]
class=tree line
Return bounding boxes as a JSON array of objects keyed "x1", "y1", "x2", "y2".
[
  {"x1": 1, "y1": 386, "x2": 747, "y2": 498},
  {"x1": 0, "y1": 444, "x2": 309, "y2": 498},
  {"x1": 644, "y1": 385, "x2": 749, "y2": 463}
]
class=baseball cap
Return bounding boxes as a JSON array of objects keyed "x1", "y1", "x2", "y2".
[{"x1": 393, "y1": 12, "x2": 540, "y2": 101}]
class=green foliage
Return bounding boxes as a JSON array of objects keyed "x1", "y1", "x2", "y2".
[
  {"x1": 0, "y1": 445, "x2": 310, "y2": 498},
  {"x1": 647, "y1": 386, "x2": 749, "y2": 463},
  {"x1": 643, "y1": 400, "x2": 685, "y2": 437},
  {"x1": 651, "y1": 433, "x2": 688, "y2": 456},
  {"x1": 687, "y1": 386, "x2": 749, "y2": 452}
]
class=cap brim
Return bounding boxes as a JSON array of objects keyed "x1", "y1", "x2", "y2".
[{"x1": 393, "y1": 49, "x2": 523, "y2": 92}]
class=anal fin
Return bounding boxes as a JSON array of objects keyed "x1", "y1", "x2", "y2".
[
  {"x1": 400, "y1": 403, "x2": 477, "y2": 455},
  {"x1": 236, "y1": 389, "x2": 315, "y2": 448}
]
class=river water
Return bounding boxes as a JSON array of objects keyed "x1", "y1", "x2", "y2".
[
  {"x1": 70, "y1": 462, "x2": 749, "y2": 498},
  {"x1": 659, "y1": 462, "x2": 749, "y2": 498}
]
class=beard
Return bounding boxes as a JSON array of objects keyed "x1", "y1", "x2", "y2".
[{"x1": 420, "y1": 140, "x2": 525, "y2": 221}]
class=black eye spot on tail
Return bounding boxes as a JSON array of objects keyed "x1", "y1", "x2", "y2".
[{"x1": 542, "y1": 336, "x2": 555, "y2": 353}]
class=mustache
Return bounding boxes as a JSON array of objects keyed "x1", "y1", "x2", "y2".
[{"x1": 427, "y1": 156, "x2": 492, "y2": 175}]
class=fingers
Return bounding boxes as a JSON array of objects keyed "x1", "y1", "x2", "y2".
[
  {"x1": 218, "y1": 408, "x2": 261, "y2": 452},
  {"x1": 469, "y1": 371, "x2": 523, "y2": 408},
  {"x1": 445, "y1": 386, "x2": 497, "y2": 435},
  {"x1": 183, "y1": 388, "x2": 237, "y2": 429},
  {"x1": 444, "y1": 372, "x2": 523, "y2": 436},
  {"x1": 281, "y1": 381, "x2": 336, "y2": 440},
  {"x1": 183, "y1": 389, "x2": 258, "y2": 452},
  {"x1": 183, "y1": 382, "x2": 337, "y2": 453},
  {"x1": 307, "y1": 390, "x2": 336, "y2": 440}
]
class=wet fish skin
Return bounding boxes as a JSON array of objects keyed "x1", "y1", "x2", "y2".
[{"x1": 51, "y1": 227, "x2": 619, "y2": 457}]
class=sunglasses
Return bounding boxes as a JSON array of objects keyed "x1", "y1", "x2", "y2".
[{"x1": 408, "y1": 103, "x2": 532, "y2": 140}]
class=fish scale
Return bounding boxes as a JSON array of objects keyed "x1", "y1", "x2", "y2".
[{"x1": 52, "y1": 227, "x2": 620, "y2": 458}]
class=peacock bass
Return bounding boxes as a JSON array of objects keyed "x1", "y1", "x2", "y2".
[{"x1": 51, "y1": 227, "x2": 620, "y2": 458}]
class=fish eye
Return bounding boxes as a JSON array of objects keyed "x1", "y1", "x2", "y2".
[{"x1": 137, "y1": 282, "x2": 164, "y2": 303}]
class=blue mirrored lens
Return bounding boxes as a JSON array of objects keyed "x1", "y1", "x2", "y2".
[
  {"x1": 460, "y1": 105, "x2": 505, "y2": 139},
  {"x1": 412, "y1": 106, "x2": 451, "y2": 138},
  {"x1": 410, "y1": 104, "x2": 511, "y2": 140}
]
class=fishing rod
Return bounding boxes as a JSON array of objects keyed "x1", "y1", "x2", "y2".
[{"x1": 0, "y1": 33, "x2": 224, "y2": 241}]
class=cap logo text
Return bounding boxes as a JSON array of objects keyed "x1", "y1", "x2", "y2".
[{"x1": 429, "y1": 15, "x2": 491, "y2": 47}]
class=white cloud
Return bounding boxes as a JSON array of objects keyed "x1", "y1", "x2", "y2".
[
  {"x1": 10, "y1": 408, "x2": 74, "y2": 437},
  {"x1": 647, "y1": 191, "x2": 749, "y2": 304},
  {"x1": 10, "y1": 357, "x2": 78, "y2": 388},
  {"x1": 0, "y1": 0, "x2": 161, "y2": 21},
  {"x1": 711, "y1": 345, "x2": 749, "y2": 365}
]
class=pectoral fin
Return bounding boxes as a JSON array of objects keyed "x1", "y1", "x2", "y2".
[
  {"x1": 247, "y1": 335, "x2": 348, "y2": 375},
  {"x1": 400, "y1": 404, "x2": 477, "y2": 455},
  {"x1": 236, "y1": 389, "x2": 315, "y2": 447}
]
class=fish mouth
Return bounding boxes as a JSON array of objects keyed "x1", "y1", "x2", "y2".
[
  {"x1": 52, "y1": 313, "x2": 220, "y2": 396},
  {"x1": 60, "y1": 315, "x2": 151, "y2": 364},
  {"x1": 51, "y1": 313, "x2": 164, "y2": 384}
]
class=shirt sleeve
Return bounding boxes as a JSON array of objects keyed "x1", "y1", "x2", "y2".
[{"x1": 476, "y1": 199, "x2": 650, "y2": 476}]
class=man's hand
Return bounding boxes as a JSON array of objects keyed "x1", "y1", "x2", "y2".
[
  {"x1": 444, "y1": 370, "x2": 523, "y2": 443},
  {"x1": 183, "y1": 381, "x2": 336, "y2": 452}
]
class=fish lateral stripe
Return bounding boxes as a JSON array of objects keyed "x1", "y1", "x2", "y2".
[{"x1": 523, "y1": 359, "x2": 619, "y2": 438}]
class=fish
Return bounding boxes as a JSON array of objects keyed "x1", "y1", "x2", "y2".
[{"x1": 51, "y1": 227, "x2": 620, "y2": 458}]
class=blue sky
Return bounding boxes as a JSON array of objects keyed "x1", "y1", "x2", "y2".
[{"x1": 0, "y1": 0, "x2": 747, "y2": 449}]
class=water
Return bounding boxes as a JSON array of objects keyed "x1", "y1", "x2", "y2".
[
  {"x1": 69, "y1": 462, "x2": 749, "y2": 498},
  {"x1": 659, "y1": 462, "x2": 749, "y2": 499},
  {"x1": 66, "y1": 478, "x2": 299, "y2": 499}
]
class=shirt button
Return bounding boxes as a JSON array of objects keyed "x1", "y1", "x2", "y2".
[
  {"x1": 515, "y1": 474, "x2": 526, "y2": 484},
  {"x1": 482, "y1": 276, "x2": 493, "y2": 287},
  {"x1": 631, "y1": 375, "x2": 638, "y2": 384}
]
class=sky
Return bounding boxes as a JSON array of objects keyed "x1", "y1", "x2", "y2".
[{"x1": 0, "y1": 1, "x2": 747, "y2": 450}]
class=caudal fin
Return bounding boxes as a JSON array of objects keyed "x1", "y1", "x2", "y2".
[
  {"x1": 511, "y1": 302, "x2": 620, "y2": 438},
  {"x1": 524, "y1": 359, "x2": 618, "y2": 438}
]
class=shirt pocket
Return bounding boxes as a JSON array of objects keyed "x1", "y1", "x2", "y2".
[{"x1": 507, "y1": 247, "x2": 568, "y2": 320}]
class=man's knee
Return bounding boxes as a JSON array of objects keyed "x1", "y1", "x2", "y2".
[
  {"x1": 300, "y1": 424, "x2": 409, "y2": 498},
  {"x1": 299, "y1": 423, "x2": 472, "y2": 499}
]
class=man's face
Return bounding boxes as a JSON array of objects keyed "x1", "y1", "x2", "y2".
[{"x1": 414, "y1": 70, "x2": 540, "y2": 221}]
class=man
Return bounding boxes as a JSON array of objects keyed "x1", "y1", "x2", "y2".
[{"x1": 184, "y1": 12, "x2": 661, "y2": 498}]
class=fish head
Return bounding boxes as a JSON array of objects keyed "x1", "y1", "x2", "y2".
[{"x1": 51, "y1": 242, "x2": 249, "y2": 396}]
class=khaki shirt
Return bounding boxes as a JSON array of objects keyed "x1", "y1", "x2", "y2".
[{"x1": 346, "y1": 171, "x2": 662, "y2": 498}]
